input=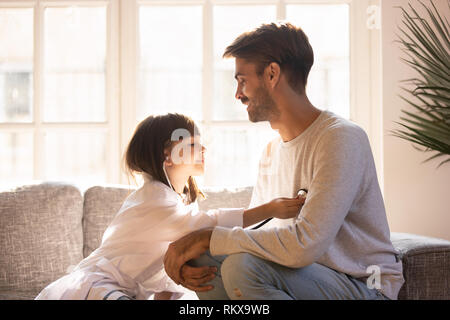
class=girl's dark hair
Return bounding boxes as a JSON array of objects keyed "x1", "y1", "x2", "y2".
[{"x1": 124, "y1": 113, "x2": 204, "y2": 204}]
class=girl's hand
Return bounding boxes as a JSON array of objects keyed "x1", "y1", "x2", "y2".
[
  {"x1": 268, "y1": 196, "x2": 306, "y2": 220},
  {"x1": 242, "y1": 194, "x2": 307, "y2": 228}
]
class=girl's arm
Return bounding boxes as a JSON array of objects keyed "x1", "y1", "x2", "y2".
[
  {"x1": 243, "y1": 197, "x2": 305, "y2": 228},
  {"x1": 243, "y1": 203, "x2": 271, "y2": 228},
  {"x1": 160, "y1": 195, "x2": 304, "y2": 241}
]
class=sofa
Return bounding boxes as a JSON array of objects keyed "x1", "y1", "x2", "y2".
[{"x1": 0, "y1": 182, "x2": 449, "y2": 300}]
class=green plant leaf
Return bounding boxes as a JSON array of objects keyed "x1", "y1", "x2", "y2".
[
  {"x1": 393, "y1": 0, "x2": 450, "y2": 166},
  {"x1": 429, "y1": 0, "x2": 449, "y2": 39},
  {"x1": 437, "y1": 157, "x2": 450, "y2": 168},
  {"x1": 394, "y1": 122, "x2": 450, "y2": 153},
  {"x1": 411, "y1": 91, "x2": 449, "y2": 116},
  {"x1": 414, "y1": 86, "x2": 450, "y2": 93},
  {"x1": 404, "y1": 3, "x2": 449, "y2": 65},
  {"x1": 398, "y1": 120, "x2": 450, "y2": 146},
  {"x1": 400, "y1": 109, "x2": 450, "y2": 134},
  {"x1": 423, "y1": 151, "x2": 447, "y2": 163},
  {"x1": 400, "y1": 56, "x2": 449, "y2": 85},
  {"x1": 396, "y1": 28, "x2": 448, "y2": 73},
  {"x1": 416, "y1": 91, "x2": 450, "y2": 104},
  {"x1": 398, "y1": 94, "x2": 443, "y2": 122},
  {"x1": 420, "y1": 0, "x2": 450, "y2": 51}
]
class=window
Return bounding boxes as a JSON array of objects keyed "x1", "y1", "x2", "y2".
[
  {"x1": 0, "y1": 7, "x2": 34, "y2": 182},
  {"x1": 0, "y1": 0, "x2": 379, "y2": 188},
  {"x1": 286, "y1": 4, "x2": 350, "y2": 119},
  {"x1": 0, "y1": 0, "x2": 119, "y2": 189}
]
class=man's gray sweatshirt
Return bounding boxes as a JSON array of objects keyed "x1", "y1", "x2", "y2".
[{"x1": 210, "y1": 110, "x2": 405, "y2": 300}]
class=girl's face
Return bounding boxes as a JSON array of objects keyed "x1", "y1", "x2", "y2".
[{"x1": 166, "y1": 135, "x2": 206, "y2": 177}]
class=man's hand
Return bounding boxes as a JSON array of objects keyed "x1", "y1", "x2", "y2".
[
  {"x1": 163, "y1": 228, "x2": 215, "y2": 292},
  {"x1": 180, "y1": 264, "x2": 217, "y2": 292}
]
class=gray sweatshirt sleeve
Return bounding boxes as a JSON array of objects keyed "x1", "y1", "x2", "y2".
[{"x1": 210, "y1": 127, "x2": 368, "y2": 268}]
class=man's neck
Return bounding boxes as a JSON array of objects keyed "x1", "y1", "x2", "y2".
[{"x1": 269, "y1": 94, "x2": 322, "y2": 143}]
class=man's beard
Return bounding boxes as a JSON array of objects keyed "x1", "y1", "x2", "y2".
[{"x1": 245, "y1": 85, "x2": 280, "y2": 123}]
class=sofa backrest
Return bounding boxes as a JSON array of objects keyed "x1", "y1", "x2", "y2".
[
  {"x1": 82, "y1": 185, "x2": 134, "y2": 258},
  {"x1": 0, "y1": 183, "x2": 84, "y2": 299},
  {"x1": 198, "y1": 186, "x2": 253, "y2": 212}
]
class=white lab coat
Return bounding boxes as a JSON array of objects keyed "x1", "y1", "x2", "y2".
[{"x1": 35, "y1": 175, "x2": 244, "y2": 300}]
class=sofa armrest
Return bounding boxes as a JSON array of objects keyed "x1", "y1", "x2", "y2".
[{"x1": 391, "y1": 232, "x2": 450, "y2": 300}]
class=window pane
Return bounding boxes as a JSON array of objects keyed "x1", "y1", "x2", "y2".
[
  {"x1": 0, "y1": 132, "x2": 33, "y2": 183},
  {"x1": 138, "y1": 6, "x2": 202, "y2": 121},
  {"x1": 286, "y1": 5, "x2": 350, "y2": 119},
  {"x1": 44, "y1": 131, "x2": 107, "y2": 184},
  {"x1": 213, "y1": 6, "x2": 276, "y2": 121},
  {"x1": 199, "y1": 124, "x2": 277, "y2": 188},
  {"x1": 43, "y1": 7, "x2": 106, "y2": 122},
  {"x1": 0, "y1": 8, "x2": 33, "y2": 123}
]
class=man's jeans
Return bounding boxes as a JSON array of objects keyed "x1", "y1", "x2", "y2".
[{"x1": 188, "y1": 251, "x2": 390, "y2": 300}]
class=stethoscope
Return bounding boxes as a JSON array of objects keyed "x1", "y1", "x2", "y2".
[
  {"x1": 163, "y1": 162, "x2": 188, "y2": 203},
  {"x1": 250, "y1": 188, "x2": 308, "y2": 230},
  {"x1": 163, "y1": 160, "x2": 174, "y2": 191}
]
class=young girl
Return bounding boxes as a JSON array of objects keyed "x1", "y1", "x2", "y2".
[{"x1": 35, "y1": 113, "x2": 304, "y2": 300}]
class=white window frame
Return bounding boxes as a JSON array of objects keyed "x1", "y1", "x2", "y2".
[
  {"x1": 1, "y1": 0, "x2": 382, "y2": 187},
  {"x1": 0, "y1": 0, "x2": 120, "y2": 184}
]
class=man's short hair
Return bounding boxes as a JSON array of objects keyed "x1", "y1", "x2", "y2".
[{"x1": 223, "y1": 22, "x2": 314, "y2": 94}]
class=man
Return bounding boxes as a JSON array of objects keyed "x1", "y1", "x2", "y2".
[{"x1": 163, "y1": 22, "x2": 404, "y2": 300}]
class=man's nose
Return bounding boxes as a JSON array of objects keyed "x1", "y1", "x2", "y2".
[{"x1": 235, "y1": 86, "x2": 243, "y2": 100}]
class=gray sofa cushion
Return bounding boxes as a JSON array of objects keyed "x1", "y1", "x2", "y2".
[
  {"x1": 391, "y1": 232, "x2": 450, "y2": 300},
  {"x1": 82, "y1": 185, "x2": 134, "y2": 258},
  {"x1": 0, "y1": 182, "x2": 83, "y2": 299}
]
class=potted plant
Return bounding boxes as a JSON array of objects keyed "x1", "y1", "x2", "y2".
[{"x1": 392, "y1": 0, "x2": 450, "y2": 167}]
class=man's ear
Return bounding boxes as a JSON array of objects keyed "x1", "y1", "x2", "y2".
[{"x1": 266, "y1": 62, "x2": 281, "y2": 88}]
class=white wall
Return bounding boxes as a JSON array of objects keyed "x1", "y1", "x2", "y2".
[{"x1": 381, "y1": 0, "x2": 450, "y2": 240}]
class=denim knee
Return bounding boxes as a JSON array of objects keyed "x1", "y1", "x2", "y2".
[
  {"x1": 221, "y1": 253, "x2": 263, "y2": 299},
  {"x1": 188, "y1": 251, "x2": 229, "y2": 300}
]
